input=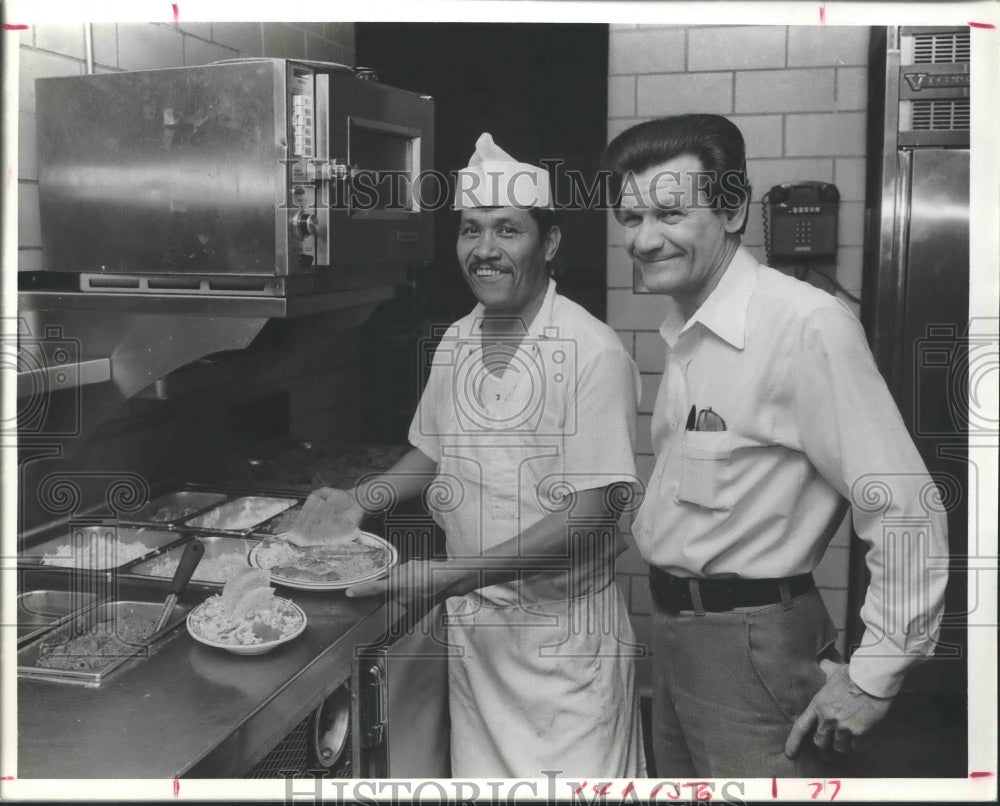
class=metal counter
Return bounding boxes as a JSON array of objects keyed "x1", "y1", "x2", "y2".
[{"x1": 17, "y1": 573, "x2": 395, "y2": 778}]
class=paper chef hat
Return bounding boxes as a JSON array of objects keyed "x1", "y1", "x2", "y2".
[{"x1": 453, "y1": 133, "x2": 553, "y2": 210}]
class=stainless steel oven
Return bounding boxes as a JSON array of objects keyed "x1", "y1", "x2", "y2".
[{"x1": 35, "y1": 59, "x2": 434, "y2": 280}]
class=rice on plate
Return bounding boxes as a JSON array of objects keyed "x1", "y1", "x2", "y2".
[{"x1": 187, "y1": 569, "x2": 305, "y2": 649}]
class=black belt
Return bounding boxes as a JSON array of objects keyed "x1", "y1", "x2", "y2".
[{"x1": 649, "y1": 567, "x2": 815, "y2": 612}]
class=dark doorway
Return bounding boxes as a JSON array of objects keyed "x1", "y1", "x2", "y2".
[{"x1": 357, "y1": 23, "x2": 610, "y2": 442}]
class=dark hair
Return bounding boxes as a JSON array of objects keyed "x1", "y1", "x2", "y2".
[
  {"x1": 600, "y1": 114, "x2": 752, "y2": 234},
  {"x1": 527, "y1": 206, "x2": 560, "y2": 240},
  {"x1": 529, "y1": 207, "x2": 561, "y2": 276}
]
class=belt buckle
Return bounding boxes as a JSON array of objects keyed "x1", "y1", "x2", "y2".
[
  {"x1": 664, "y1": 576, "x2": 694, "y2": 613},
  {"x1": 701, "y1": 581, "x2": 735, "y2": 612},
  {"x1": 649, "y1": 573, "x2": 675, "y2": 610},
  {"x1": 717, "y1": 582, "x2": 736, "y2": 611}
]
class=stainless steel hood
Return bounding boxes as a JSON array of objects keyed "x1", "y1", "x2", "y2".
[{"x1": 16, "y1": 264, "x2": 409, "y2": 408}]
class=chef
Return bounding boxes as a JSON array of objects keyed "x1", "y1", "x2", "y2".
[{"x1": 305, "y1": 133, "x2": 646, "y2": 778}]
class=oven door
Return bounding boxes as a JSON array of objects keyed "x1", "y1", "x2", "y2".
[
  {"x1": 324, "y1": 73, "x2": 435, "y2": 268},
  {"x1": 353, "y1": 601, "x2": 451, "y2": 778},
  {"x1": 36, "y1": 61, "x2": 290, "y2": 276}
]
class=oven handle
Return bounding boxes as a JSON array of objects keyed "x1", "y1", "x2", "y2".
[{"x1": 314, "y1": 159, "x2": 357, "y2": 182}]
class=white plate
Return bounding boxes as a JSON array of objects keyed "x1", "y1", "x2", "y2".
[
  {"x1": 186, "y1": 597, "x2": 306, "y2": 655},
  {"x1": 248, "y1": 531, "x2": 397, "y2": 591}
]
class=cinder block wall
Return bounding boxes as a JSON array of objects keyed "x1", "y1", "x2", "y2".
[
  {"x1": 608, "y1": 25, "x2": 870, "y2": 688},
  {"x1": 17, "y1": 21, "x2": 356, "y2": 271}
]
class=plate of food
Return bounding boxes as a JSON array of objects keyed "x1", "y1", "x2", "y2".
[
  {"x1": 186, "y1": 569, "x2": 306, "y2": 655},
  {"x1": 248, "y1": 531, "x2": 397, "y2": 591}
]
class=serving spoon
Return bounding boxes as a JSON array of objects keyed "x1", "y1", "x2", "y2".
[{"x1": 152, "y1": 539, "x2": 205, "y2": 635}]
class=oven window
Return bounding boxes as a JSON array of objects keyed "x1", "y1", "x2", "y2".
[{"x1": 348, "y1": 119, "x2": 420, "y2": 216}]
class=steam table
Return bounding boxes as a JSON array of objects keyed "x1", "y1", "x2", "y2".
[{"x1": 17, "y1": 571, "x2": 393, "y2": 778}]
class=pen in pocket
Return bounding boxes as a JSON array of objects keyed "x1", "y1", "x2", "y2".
[{"x1": 686, "y1": 404, "x2": 727, "y2": 432}]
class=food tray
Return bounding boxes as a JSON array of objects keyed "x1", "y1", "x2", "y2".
[
  {"x1": 251, "y1": 503, "x2": 304, "y2": 536},
  {"x1": 17, "y1": 590, "x2": 102, "y2": 646},
  {"x1": 19, "y1": 526, "x2": 184, "y2": 570},
  {"x1": 183, "y1": 496, "x2": 299, "y2": 533},
  {"x1": 125, "y1": 536, "x2": 260, "y2": 586},
  {"x1": 17, "y1": 600, "x2": 191, "y2": 688},
  {"x1": 121, "y1": 490, "x2": 230, "y2": 525}
]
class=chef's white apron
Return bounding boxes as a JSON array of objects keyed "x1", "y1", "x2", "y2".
[
  {"x1": 445, "y1": 580, "x2": 646, "y2": 779},
  {"x1": 432, "y1": 385, "x2": 646, "y2": 778}
]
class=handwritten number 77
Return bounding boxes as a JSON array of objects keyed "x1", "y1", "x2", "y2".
[{"x1": 809, "y1": 780, "x2": 841, "y2": 800}]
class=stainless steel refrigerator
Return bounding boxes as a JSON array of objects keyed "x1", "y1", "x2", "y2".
[{"x1": 858, "y1": 26, "x2": 970, "y2": 700}]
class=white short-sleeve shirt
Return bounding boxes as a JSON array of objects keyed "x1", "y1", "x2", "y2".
[{"x1": 409, "y1": 278, "x2": 641, "y2": 559}]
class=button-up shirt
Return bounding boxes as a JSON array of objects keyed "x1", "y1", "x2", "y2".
[
  {"x1": 632, "y1": 247, "x2": 948, "y2": 698},
  {"x1": 410, "y1": 278, "x2": 641, "y2": 561}
]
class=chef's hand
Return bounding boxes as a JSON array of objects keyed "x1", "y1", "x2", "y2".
[
  {"x1": 345, "y1": 560, "x2": 467, "y2": 602},
  {"x1": 785, "y1": 660, "x2": 893, "y2": 760}
]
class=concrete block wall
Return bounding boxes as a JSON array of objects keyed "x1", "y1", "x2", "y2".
[
  {"x1": 608, "y1": 26, "x2": 871, "y2": 683},
  {"x1": 17, "y1": 21, "x2": 356, "y2": 271}
]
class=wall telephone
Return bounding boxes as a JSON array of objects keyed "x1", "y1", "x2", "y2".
[{"x1": 762, "y1": 181, "x2": 840, "y2": 262}]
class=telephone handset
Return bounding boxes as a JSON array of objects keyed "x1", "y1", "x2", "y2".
[{"x1": 762, "y1": 181, "x2": 839, "y2": 263}]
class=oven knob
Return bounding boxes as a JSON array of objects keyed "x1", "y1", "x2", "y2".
[{"x1": 293, "y1": 210, "x2": 318, "y2": 240}]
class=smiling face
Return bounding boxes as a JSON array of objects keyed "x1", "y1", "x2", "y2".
[
  {"x1": 456, "y1": 207, "x2": 560, "y2": 318},
  {"x1": 618, "y1": 153, "x2": 746, "y2": 318}
]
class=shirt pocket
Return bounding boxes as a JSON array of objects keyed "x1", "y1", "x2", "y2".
[{"x1": 676, "y1": 431, "x2": 738, "y2": 510}]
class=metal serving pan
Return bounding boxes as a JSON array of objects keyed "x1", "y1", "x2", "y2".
[
  {"x1": 16, "y1": 590, "x2": 102, "y2": 646},
  {"x1": 18, "y1": 526, "x2": 185, "y2": 570},
  {"x1": 17, "y1": 600, "x2": 191, "y2": 688},
  {"x1": 251, "y1": 503, "x2": 304, "y2": 536},
  {"x1": 122, "y1": 490, "x2": 230, "y2": 526},
  {"x1": 183, "y1": 495, "x2": 299, "y2": 533},
  {"x1": 125, "y1": 536, "x2": 260, "y2": 586}
]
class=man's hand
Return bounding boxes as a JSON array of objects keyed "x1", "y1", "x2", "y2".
[
  {"x1": 785, "y1": 660, "x2": 893, "y2": 759},
  {"x1": 345, "y1": 560, "x2": 468, "y2": 602}
]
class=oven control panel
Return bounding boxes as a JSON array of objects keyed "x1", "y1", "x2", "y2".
[{"x1": 287, "y1": 66, "x2": 324, "y2": 269}]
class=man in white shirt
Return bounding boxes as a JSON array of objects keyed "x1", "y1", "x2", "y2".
[
  {"x1": 602, "y1": 114, "x2": 948, "y2": 777},
  {"x1": 310, "y1": 134, "x2": 646, "y2": 778}
]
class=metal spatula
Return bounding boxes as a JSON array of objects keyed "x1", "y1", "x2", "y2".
[{"x1": 152, "y1": 539, "x2": 205, "y2": 635}]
